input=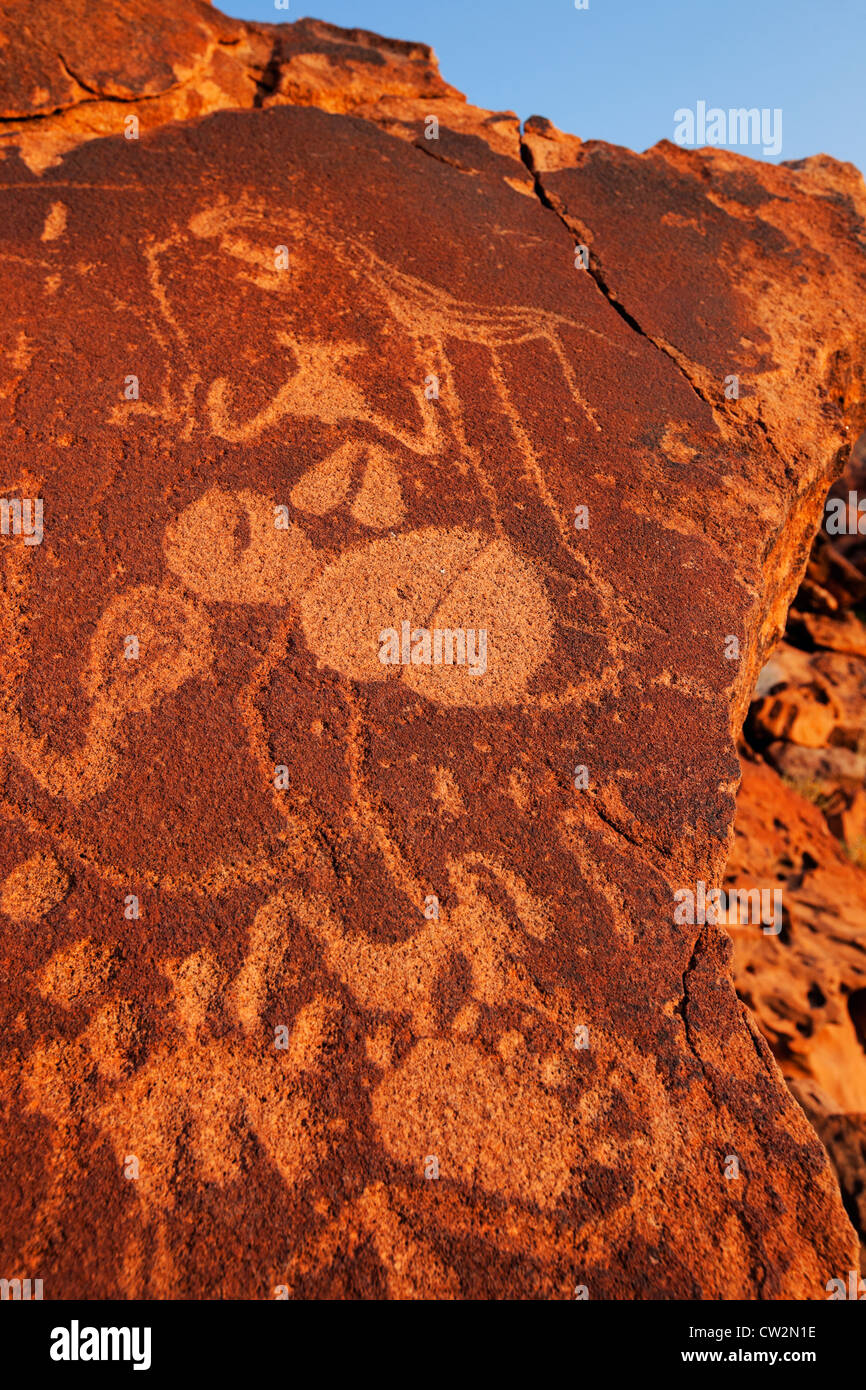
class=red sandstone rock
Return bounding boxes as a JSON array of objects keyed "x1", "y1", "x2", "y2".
[
  {"x1": 730, "y1": 432, "x2": 866, "y2": 1265},
  {"x1": 1, "y1": 0, "x2": 866, "y2": 1300},
  {"x1": 728, "y1": 755, "x2": 866, "y2": 1264}
]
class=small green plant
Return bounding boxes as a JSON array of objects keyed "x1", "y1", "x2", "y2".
[
  {"x1": 781, "y1": 775, "x2": 835, "y2": 810},
  {"x1": 844, "y1": 836, "x2": 866, "y2": 870}
]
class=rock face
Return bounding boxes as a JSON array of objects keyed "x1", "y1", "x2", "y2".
[
  {"x1": 728, "y1": 755, "x2": 866, "y2": 1271},
  {"x1": 728, "y1": 433, "x2": 866, "y2": 1269},
  {"x1": 1, "y1": 0, "x2": 866, "y2": 1299}
]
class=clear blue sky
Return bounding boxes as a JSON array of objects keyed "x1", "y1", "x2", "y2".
[{"x1": 223, "y1": 0, "x2": 865, "y2": 174}]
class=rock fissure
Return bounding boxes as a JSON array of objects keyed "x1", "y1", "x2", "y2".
[
  {"x1": 519, "y1": 139, "x2": 716, "y2": 416},
  {"x1": 56, "y1": 52, "x2": 106, "y2": 100}
]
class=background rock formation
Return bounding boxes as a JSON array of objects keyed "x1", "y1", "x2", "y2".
[
  {"x1": 729, "y1": 433, "x2": 866, "y2": 1269},
  {"x1": 1, "y1": 0, "x2": 866, "y2": 1298}
]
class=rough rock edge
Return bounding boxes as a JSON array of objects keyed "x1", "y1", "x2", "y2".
[
  {"x1": 4, "y1": 10, "x2": 861, "y2": 733},
  {"x1": 2, "y1": 1, "x2": 865, "y2": 1295}
]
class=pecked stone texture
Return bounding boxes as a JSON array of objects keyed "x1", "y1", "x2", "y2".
[{"x1": 0, "y1": 1, "x2": 865, "y2": 1299}]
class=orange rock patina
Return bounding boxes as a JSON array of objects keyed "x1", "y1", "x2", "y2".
[{"x1": 1, "y1": 0, "x2": 866, "y2": 1299}]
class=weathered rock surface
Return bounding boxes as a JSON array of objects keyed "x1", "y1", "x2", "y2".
[
  {"x1": 1, "y1": 0, "x2": 866, "y2": 1299},
  {"x1": 729, "y1": 433, "x2": 866, "y2": 1268},
  {"x1": 728, "y1": 756, "x2": 866, "y2": 1113},
  {"x1": 729, "y1": 745, "x2": 866, "y2": 1274}
]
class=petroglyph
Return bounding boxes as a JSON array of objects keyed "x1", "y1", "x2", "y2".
[
  {"x1": 21, "y1": 925, "x2": 344, "y2": 1289},
  {"x1": 162, "y1": 481, "x2": 554, "y2": 705},
  {"x1": 371, "y1": 1038, "x2": 576, "y2": 1205},
  {"x1": 2, "y1": 584, "x2": 211, "y2": 804},
  {"x1": 0, "y1": 220, "x2": 616, "y2": 957},
  {"x1": 40, "y1": 201, "x2": 67, "y2": 242},
  {"x1": 284, "y1": 862, "x2": 555, "y2": 1032},
  {"x1": 37, "y1": 937, "x2": 117, "y2": 1008},
  {"x1": 3, "y1": 0, "x2": 865, "y2": 1303},
  {"x1": 289, "y1": 441, "x2": 356, "y2": 518},
  {"x1": 0, "y1": 850, "x2": 69, "y2": 922},
  {"x1": 350, "y1": 446, "x2": 406, "y2": 529},
  {"x1": 289, "y1": 438, "x2": 406, "y2": 529},
  {"x1": 276, "y1": 863, "x2": 580, "y2": 1207},
  {"x1": 300, "y1": 527, "x2": 553, "y2": 705},
  {"x1": 164, "y1": 487, "x2": 318, "y2": 604}
]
